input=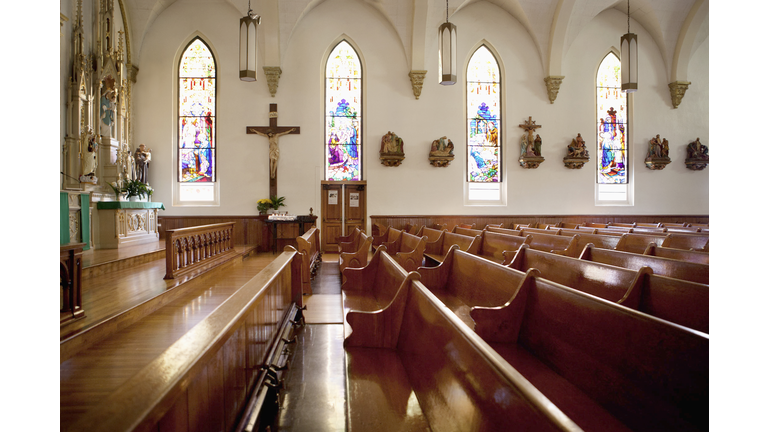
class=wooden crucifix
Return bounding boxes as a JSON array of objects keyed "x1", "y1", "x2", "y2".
[
  {"x1": 518, "y1": 116, "x2": 542, "y2": 144},
  {"x1": 247, "y1": 103, "x2": 301, "y2": 198}
]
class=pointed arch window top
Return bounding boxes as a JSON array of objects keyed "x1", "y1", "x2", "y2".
[
  {"x1": 180, "y1": 38, "x2": 216, "y2": 78},
  {"x1": 325, "y1": 40, "x2": 362, "y2": 181},
  {"x1": 326, "y1": 41, "x2": 360, "y2": 79}
]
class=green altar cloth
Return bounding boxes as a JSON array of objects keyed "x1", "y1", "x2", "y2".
[{"x1": 96, "y1": 201, "x2": 166, "y2": 210}]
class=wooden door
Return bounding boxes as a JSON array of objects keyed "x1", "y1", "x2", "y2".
[
  {"x1": 344, "y1": 181, "x2": 367, "y2": 236},
  {"x1": 321, "y1": 182, "x2": 343, "y2": 253}
]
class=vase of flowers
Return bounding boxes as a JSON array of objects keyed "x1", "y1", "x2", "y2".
[
  {"x1": 124, "y1": 179, "x2": 153, "y2": 202},
  {"x1": 270, "y1": 196, "x2": 286, "y2": 212},
  {"x1": 257, "y1": 198, "x2": 272, "y2": 215}
]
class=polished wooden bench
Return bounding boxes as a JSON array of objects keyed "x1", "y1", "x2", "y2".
[
  {"x1": 417, "y1": 246, "x2": 534, "y2": 328},
  {"x1": 452, "y1": 226, "x2": 484, "y2": 237},
  {"x1": 486, "y1": 226, "x2": 523, "y2": 236},
  {"x1": 559, "y1": 227, "x2": 597, "y2": 235},
  {"x1": 471, "y1": 274, "x2": 708, "y2": 432},
  {"x1": 476, "y1": 230, "x2": 531, "y2": 264},
  {"x1": 372, "y1": 226, "x2": 402, "y2": 251},
  {"x1": 296, "y1": 226, "x2": 322, "y2": 295},
  {"x1": 579, "y1": 243, "x2": 709, "y2": 284},
  {"x1": 424, "y1": 231, "x2": 481, "y2": 266},
  {"x1": 662, "y1": 233, "x2": 709, "y2": 252},
  {"x1": 558, "y1": 232, "x2": 622, "y2": 257},
  {"x1": 615, "y1": 233, "x2": 670, "y2": 254},
  {"x1": 388, "y1": 231, "x2": 427, "y2": 272},
  {"x1": 521, "y1": 227, "x2": 560, "y2": 236},
  {"x1": 337, "y1": 226, "x2": 361, "y2": 251},
  {"x1": 644, "y1": 242, "x2": 709, "y2": 264},
  {"x1": 637, "y1": 272, "x2": 709, "y2": 333},
  {"x1": 421, "y1": 226, "x2": 446, "y2": 243},
  {"x1": 339, "y1": 231, "x2": 372, "y2": 276},
  {"x1": 593, "y1": 228, "x2": 628, "y2": 236},
  {"x1": 525, "y1": 232, "x2": 581, "y2": 256},
  {"x1": 344, "y1": 273, "x2": 584, "y2": 432},
  {"x1": 507, "y1": 244, "x2": 648, "y2": 305}
]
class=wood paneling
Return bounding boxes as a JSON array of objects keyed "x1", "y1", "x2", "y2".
[{"x1": 158, "y1": 215, "x2": 265, "y2": 247}]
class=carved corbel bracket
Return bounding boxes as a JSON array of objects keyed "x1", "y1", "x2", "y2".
[
  {"x1": 544, "y1": 76, "x2": 565, "y2": 104},
  {"x1": 669, "y1": 81, "x2": 691, "y2": 109},
  {"x1": 519, "y1": 156, "x2": 545, "y2": 169},
  {"x1": 264, "y1": 66, "x2": 282, "y2": 98},
  {"x1": 409, "y1": 70, "x2": 427, "y2": 100}
]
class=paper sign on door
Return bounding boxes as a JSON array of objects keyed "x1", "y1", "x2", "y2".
[
  {"x1": 328, "y1": 190, "x2": 338, "y2": 205},
  {"x1": 350, "y1": 192, "x2": 359, "y2": 208}
]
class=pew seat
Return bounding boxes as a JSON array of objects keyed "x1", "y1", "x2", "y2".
[
  {"x1": 387, "y1": 231, "x2": 427, "y2": 272},
  {"x1": 471, "y1": 274, "x2": 708, "y2": 432},
  {"x1": 580, "y1": 243, "x2": 709, "y2": 284},
  {"x1": 525, "y1": 232, "x2": 581, "y2": 256},
  {"x1": 344, "y1": 269, "x2": 584, "y2": 432},
  {"x1": 296, "y1": 226, "x2": 321, "y2": 295},
  {"x1": 339, "y1": 231, "x2": 372, "y2": 276}
]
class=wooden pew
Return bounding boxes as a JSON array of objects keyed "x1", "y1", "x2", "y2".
[
  {"x1": 558, "y1": 222, "x2": 584, "y2": 229},
  {"x1": 666, "y1": 226, "x2": 703, "y2": 234},
  {"x1": 421, "y1": 226, "x2": 446, "y2": 243},
  {"x1": 631, "y1": 226, "x2": 668, "y2": 234},
  {"x1": 470, "y1": 274, "x2": 708, "y2": 432},
  {"x1": 593, "y1": 228, "x2": 628, "y2": 236},
  {"x1": 391, "y1": 231, "x2": 427, "y2": 272},
  {"x1": 456, "y1": 222, "x2": 476, "y2": 229},
  {"x1": 507, "y1": 244, "x2": 648, "y2": 305},
  {"x1": 644, "y1": 243, "x2": 709, "y2": 265},
  {"x1": 615, "y1": 233, "x2": 670, "y2": 254},
  {"x1": 638, "y1": 272, "x2": 709, "y2": 334},
  {"x1": 339, "y1": 231, "x2": 372, "y2": 276},
  {"x1": 585, "y1": 222, "x2": 609, "y2": 228},
  {"x1": 477, "y1": 231, "x2": 531, "y2": 264},
  {"x1": 609, "y1": 222, "x2": 636, "y2": 228},
  {"x1": 525, "y1": 232, "x2": 581, "y2": 256},
  {"x1": 344, "y1": 272, "x2": 584, "y2": 432},
  {"x1": 417, "y1": 247, "x2": 534, "y2": 328},
  {"x1": 521, "y1": 227, "x2": 561, "y2": 236},
  {"x1": 557, "y1": 232, "x2": 623, "y2": 257},
  {"x1": 452, "y1": 226, "x2": 484, "y2": 237},
  {"x1": 341, "y1": 247, "x2": 409, "y2": 324},
  {"x1": 483, "y1": 223, "x2": 504, "y2": 229},
  {"x1": 372, "y1": 226, "x2": 402, "y2": 251},
  {"x1": 560, "y1": 227, "x2": 597, "y2": 235},
  {"x1": 336, "y1": 226, "x2": 361, "y2": 249},
  {"x1": 404, "y1": 223, "x2": 422, "y2": 235},
  {"x1": 296, "y1": 226, "x2": 322, "y2": 295},
  {"x1": 662, "y1": 233, "x2": 709, "y2": 252},
  {"x1": 579, "y1": 243, "x2": 709, "y2": 285},
  {"x1": 486, "y1": 226, "x2": 523, "y2": 236},
  {"x1": 423, "y1": 231, "x2": 481, "y2": 266},
  {"x1": 636, "y1": 222, "x2": 663, "y2": 228}
]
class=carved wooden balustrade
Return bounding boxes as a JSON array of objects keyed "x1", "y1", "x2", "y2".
[{"x1": 165, "y1": 222, "x2": 238, "y2": 279}]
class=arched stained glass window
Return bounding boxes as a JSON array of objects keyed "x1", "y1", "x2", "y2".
[
  {"x1": 325, "y1": 41, "x2": 362, "y2": 181},
  {"x1": 467, "y1": 46, "x2": 501, "y2": 184},
  {"x1": 178, "y1": 38, "x2": 216, "y2": 191},
  {"x1": 596, "y1": 53, "x2": 627, "y2": 185}
]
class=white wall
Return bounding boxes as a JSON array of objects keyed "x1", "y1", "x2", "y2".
[{"x1": 131, "y1": 0, "x2": 709, "y2": 222}]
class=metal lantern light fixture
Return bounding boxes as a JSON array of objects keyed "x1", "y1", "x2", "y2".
[
  {"x1": 438, "y1": 0, "x2": 457, "y2": 85},
  {"x1": 239, "y1": 1, "x2": 260, "y2": 82},
  {"x1": 620, "y1": 0, "x2": 637, "y2": 92}
]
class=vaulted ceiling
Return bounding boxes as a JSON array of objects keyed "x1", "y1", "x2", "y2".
[{"x1": 121, "y1": 0, "x2": 708, "y2": 83}]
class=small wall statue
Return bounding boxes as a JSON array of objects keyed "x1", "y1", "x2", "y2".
[
  {"x1": 79, "y1": 127, "x2": 99, "y2": 184},
  {"x1": 380, "y1": 131, "x2": 405, "y2": 167},
  {"x1": 429, "y1": 136, "x2": 454, "y2": 167},
  {"x1": 519, "y1": 133, "x2": 545, "y2": 169},
  {"x1": 563, "y1": 133, "x2": 590, "y2": 169},
  {"x1": 685, "y1": 138, "x2": 709, "y2": 171},
  {"x1": 644, "y1": 134, "x2": 671, "y2": 170}
]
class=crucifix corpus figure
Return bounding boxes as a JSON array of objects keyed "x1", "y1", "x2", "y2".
[{"x1": 247, "y1": 104, "x2": 301, "y2": 197}]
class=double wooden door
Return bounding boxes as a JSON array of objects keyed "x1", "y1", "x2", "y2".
[{"x1": 320, "y1": 181, "x2": 367, "y2": 253}]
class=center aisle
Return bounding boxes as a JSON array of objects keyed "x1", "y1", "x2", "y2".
[{"x1": 275, "y1": 253, "x2": 346, "y2": 431}]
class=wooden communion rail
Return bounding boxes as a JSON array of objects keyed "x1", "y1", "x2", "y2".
[{"x1": 164, "y1": 222, "x2": 238, "y2": 279}]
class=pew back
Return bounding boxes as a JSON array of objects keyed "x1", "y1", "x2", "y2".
[
  {"x1": 644, "y1": 243, "x2": 709, "y2": 264},
  {"x1": 453, "y1": 226, "x2": 484, "y2": 237},
  {"x1": 477, "y1": 230, "x2": 531, "y2": 264},
  {"x1": 296, "y1": 226, "x2": 321, "y2": 295},
  {"x1": 394, "y1": 232, "x2": 427, "y2": 272},
  {"x1": 562, "y1": 232, "x2": 622, "y2": 258},
  {"x1": 639, "y1": 273, "x2": 709, "y2": 333},
  {"x1": 662, "y1": 233, "x2": 709, "y2": 252},
  {"x1": 615, "y1": 233, "x2": 669, "y2": 254},
  {"x1": 526, "y1": 232, "x2": 580, "y2": 255},
  {"x1": 486, "y1": 226, "x2": 524, "y2": 236},
  {"x1": 579, "y1": 244, "x2": 709, "y2": 284}
]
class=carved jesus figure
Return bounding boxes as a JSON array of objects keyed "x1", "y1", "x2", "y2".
[{"x1": 252, "y1": 128, "x2": 295, "y2": 179}]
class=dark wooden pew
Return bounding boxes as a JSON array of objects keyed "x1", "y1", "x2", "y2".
[
  {"x1": 423, "y1": 231, "x2": 481, "y2": 266},
  {"x1": 615, "y1": 233, "x2": 670, "y2": 254},
  {"x1": 390, "y1": 231, "x2": 427, "y2": 272},
  {"x1": 507, "y1": 244, "x2": 648, "y2": 305},
  {"x1": 560, "y1": 227, "x2": 597, "y2": 235},
  {"x1": 644, "y1": 243, "x2": 709, "y2": 265},
  {"x1": 339, "y1": 231, "x2": 372, "y2": 275},
  {"x1": 452, "y1": 226, "x2": 484, "y2": 237},
  {"x1": 662, "y1": 233, "x2": 709, "y2": 252},
  {"x1": 421, "y1": 226, "x2": 446, "y2": 244},
  {"x1": 521, "y1": 227, "x2": 560, "y2": 236},
  {"x1": 525, "y1": 232, "x2": 581, "y2": 256},
  {"x1": 579, "y1": 243, "x2": 709, "y2": 284},
  {"x1": 372, "y1": 226, "x2": 402, "y2": 251},
  {"x1": 296, "y1": 226, "x2": 321, "y2": 295},
  {"x1": 637, "y1": 272, "x2": 709, "y2": 334},
  {"x1": 336, "y1": 226, "x2": 360, "y2": 247},
  {"x1": 558, "y1": 232, "x2": 622, "y2": 257},
  {"x1": 593, "y1": 228, "x2": 628, "y2": 236},
  {"x1": 344, "y1": 272, "x2": 584, "y2": 432},
  {"x1": 486, "y1": 226, "x2": 523, "y2": 236},
  {"x1": 470, "y1": 274, "x2": 708, "y2": 432},
  {"x1": 476, "y1": 231, "x2": 531, "y2": 264}
]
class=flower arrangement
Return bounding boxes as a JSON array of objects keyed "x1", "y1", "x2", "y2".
[
  {"x1": 257, "y1": 198, "x2": 272, "y2": 214},
  {"x1": 269, "y1": 196, "x2": 286, "y2": 210},
  {"x1": 123, "y1": 179, "x2": 153, "y2": 199}
]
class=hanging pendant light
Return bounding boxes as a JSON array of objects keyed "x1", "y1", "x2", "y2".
[
  {"x1": 239, "y1": 0, "x2": 260, "y2": 82},
  {"x1": 620, "y1": 0, "x2": 637, "y2": 92},
  {"x1": 438, "y1": 0, "x2": 457, "y2": 85}
]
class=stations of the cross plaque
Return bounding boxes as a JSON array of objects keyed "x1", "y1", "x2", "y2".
[
  {"x1": 518, "y1": 116, "x2": 542, "y2": 144},
  {"x1": 247, "y1": 103, "x2": 301, "y2": 198}
]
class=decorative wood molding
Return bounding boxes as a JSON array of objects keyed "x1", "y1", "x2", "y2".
[
  {"x1": 544, "y1": 76, "x2": 565, "y2": 104},
  {"x1": 668, "y1": 81, "x2": 691, "y2": 109},
  {"x1": 263, "y1": 66, "x2": 282, "y2": 97},
  {"x1": 409, "y1": 70, "x2": 427, "y2": 100}
]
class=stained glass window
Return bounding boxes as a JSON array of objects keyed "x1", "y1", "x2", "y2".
[
  {"x1": 325, "y1": 41, "x2": 361, "y2": 181},
  {"x1": 596, "y1": 53, "x2": 627, "y2": 184},
  {"x1": 179, "y1": 38, "x2": 216, "y2": 183},
  {"x1": 467, "y1": 46, "x2": 501, "y2": 183}
]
